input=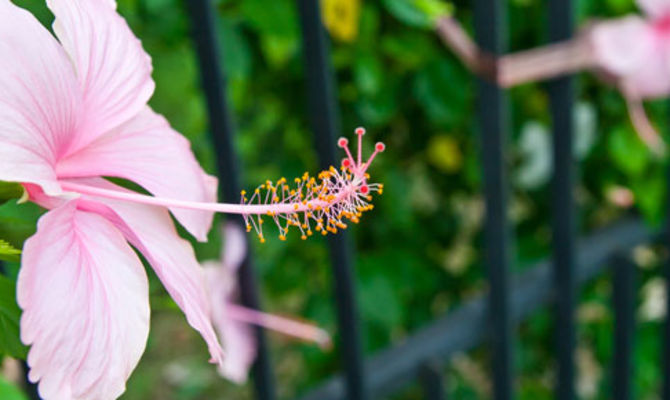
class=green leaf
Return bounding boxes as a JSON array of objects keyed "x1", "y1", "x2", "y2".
[
  {"x1": 608, "y1": 126, "x2": 649, "y2": 177},
  {"x1": 0, "y1": 182, "x2": 23, "y2": 206},
  {"x1": 0, "y1": 240, "x2": 20, "y2": 263},
  {"x1": 382, "y1": 0, "x2": 452, "y2": 29},
  {"x1": 0, "y1": 376, "x2": 27, "y2": 400},
  {"x1": 0, "y1": 275, "x2": 27, "y2": 359}
]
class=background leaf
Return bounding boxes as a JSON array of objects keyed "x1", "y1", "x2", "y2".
[{"x1": 0, "y1": 275, "x2": 27, "y2": 360}]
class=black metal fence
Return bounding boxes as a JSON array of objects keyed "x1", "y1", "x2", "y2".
[
  {"x1": 183, "y1": 0, "x2": 670, "y2": 399},
  {"x1": 4, "y1": 0, "x2": 664, "y2": 399}
]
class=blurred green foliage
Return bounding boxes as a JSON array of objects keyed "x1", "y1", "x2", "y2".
[{"x1": 0, "y1": 0, "x2": 669, "y2": 399}]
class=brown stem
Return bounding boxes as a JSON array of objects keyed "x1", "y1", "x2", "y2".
[{"x1": 435, "y1": 16, "x2": 497, "y2": 81}]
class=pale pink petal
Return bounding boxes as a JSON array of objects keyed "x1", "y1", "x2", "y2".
[
  {"x1": 56, "y1": 107, "x2": 218, "y2": 241},
  {"x1": 203, "y1": 266, "x2": 256, "y2": 384},
  {"x1": 18, "y1": 201, "x2": 150, "y2": 400},
  {"x1": 47, "y1": 0, "x2": 154, "y2": 148},
  {"x1": 637, "y1": 0, "x2": 670, "y2": 19},
  {"x1": 618, "y1": 37, "x2": 670, "y2": 98},
  {"x1": 591, "y1": 16, "x2": 656, "y2": 76},
  {"x1": 0, "y1": 0, "x2": 80, "y2": 194},
  {"x1": 69, "y1": 178, "x2": 225, "y2": 366},
  {"x1": 221, "y1": 223, "x2": 248, "y2": 274}
]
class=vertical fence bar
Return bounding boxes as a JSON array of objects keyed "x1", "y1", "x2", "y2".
[
  {"x1": 664, "y1": 106, "x2": 670, "y2": 400},
  {"x1": 183, "y1": 2, "x2": 276, "y2": 399},
  {"x1": 473, "y1": 1, "x2": 512, "y2": 400},
  {"x1": 420, "y1": 360, "x2": 446, "y2": 400},
  {"x1": 296, "y1": 1, "x2": 367, "y2": 399},
  {"x1": 547, "y1": 1, "x2": 577, "y2": 399},
  {"x1": 613, "y1": 255, "x2": 635, "y2": 400}
]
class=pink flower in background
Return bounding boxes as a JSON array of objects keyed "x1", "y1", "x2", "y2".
[
  {"x1": 590, "y1": 0, "x2": 670, "y2": 153},
  {"x1": 205, "y1": 224, "x2": 331, "y2": 384},
  {"x1": 592, "y1": 0, "x2": 670, "y2": 99},
  {"x1": 0, "y1": 0, "x2": 223, "y2": 398}
]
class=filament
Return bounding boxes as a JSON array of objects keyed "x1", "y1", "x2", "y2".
[{"x1": 57, "y1": 128, "x2": 385, "y2": 243}]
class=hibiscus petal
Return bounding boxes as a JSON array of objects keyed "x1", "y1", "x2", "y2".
[
  {"x1": 47, "y1": 0, "x2": 154, "y2": 147},
  {"x1": 619, "y1": 43, "x2": 670, "y2": 99},
  {"x1": 222, "y1": 223, "x2": 248, "y2": 274},
  {"x1": 204, "y1": 265, "x2": 257, "y2": 384},
  {"x1": 57, "y1": 107, "x2": 218, "y2": 241},
  {"x1": 637, "y1": 0, "x2": 670, "y2": 19},
  {"x1": 590, "y1": 16, "x2": 656, "y2": 76},
  {"x1": 71, "y1": 178, "x2": 225, "y2": 367},
  {"x1": 0, "y1": 0, "x2": 80, "y2": 194},
  {"x1": 18, "y1": 201, "x2": 150, "y2": 400}
]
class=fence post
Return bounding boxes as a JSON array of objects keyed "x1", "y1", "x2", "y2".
[
  {"x1": 613, "y1": 254, "x2": 635, "y2": 400},
  {"x1": 183, "y1": 2, "x2": 276, "y2": 399},
  {"x1": 547, "y1": 1, "x2": 577, "y2": 399},
  {"x1": 296, "y1": 1, "x2": 367, "y2": 399},
  {"x1": 420, "y1": 359, "x2": 446, "y2": 400},
  {"x1": 473, "y1": 1, "x2": 513, "y2": 399}
]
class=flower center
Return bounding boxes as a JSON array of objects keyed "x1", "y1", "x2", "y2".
[
  {"x1": 241, "y1": 127, "x2": 385, "y2": 242},
  {"x1": 654, "y1": 14, "x2": 670, "y2": 35}
]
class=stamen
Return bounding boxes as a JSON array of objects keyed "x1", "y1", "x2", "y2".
[{"x1": 58, "y1": 128, "x2": 385, "y2": 243}]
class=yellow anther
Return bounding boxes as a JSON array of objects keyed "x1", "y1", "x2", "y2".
[
  {"x1": 307, "y1": 230, "x2": 313, "y2": 236},
  {"x1": 279, "y1": 235, "x2": 286, "y2": 241},
  {"x1": 241, "y1": 190, "x2": 247, "y2": 196},
  {"x1": 246, "y1": 224, "x2": 252, "y2": 232},
  {"x1": 301, "y1": 235, "x2": 307, "y2": 240}
]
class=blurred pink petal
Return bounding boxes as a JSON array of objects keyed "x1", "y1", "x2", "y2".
[
  {"x1": 591, "y1": 11, "x2": 670, "y2": 99},
  {"x1": 70, "y1": 178, "x2": 225, "y2": 367},
  {"x1": 222, "y1": 223, "x2": 248, "y2": 273},
  {"x1": 0, "y1": 0, "x2": 79, "y2": 194},
  {"x1": 637, "y1": 0, "x2": 670, "y2": 19},
  {"x1": 17, "y1": 201, "x2": 150, "y2": 399},
  {"x1": 46, "y1": 0, "x2": 155, "y2": 149},
  {"x1": 205, "y1": 264, "x2": 257, "y2": 384},
  {"x1": 57, "y1": 107, "x2": 218, "y2": 241},
  {"x1": 591, "y1": 16, "x2": 656, "y2": 77},
  {"x1": 204, "y1": 223, "x2": 256, "y2": 383}
]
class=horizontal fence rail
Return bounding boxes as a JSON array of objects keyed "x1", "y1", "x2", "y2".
[{"x1": 299, "y1": 219, "x2": 658, "y2": 399}]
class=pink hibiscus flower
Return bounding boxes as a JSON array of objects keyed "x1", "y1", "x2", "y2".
[
  {"x1": 591, "y1": 0, "x2": 670, "y2": 153},
  {"x1": 438, "y1": 1, "x2": 670, "y2": 154},
  {"x1": 205, "y1": 224, "x2": 330, "y2": 384},
  {"x1": 0, "y1": 0, "x2": 223, "y2": 398},
  {"x1": 0, "y1": 0, "x2": 383, "y2": 397}
]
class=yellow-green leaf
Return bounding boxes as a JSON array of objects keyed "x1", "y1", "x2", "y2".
[{"x1": 0, "y1": 240, "x2": 21, "y2": 263}]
